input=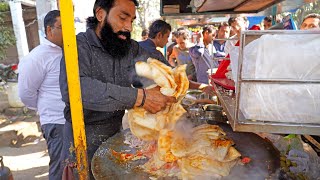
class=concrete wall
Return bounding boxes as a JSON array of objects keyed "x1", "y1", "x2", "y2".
[{"x1": 2, "y1": 5, "x2": 39, "y2": 65}]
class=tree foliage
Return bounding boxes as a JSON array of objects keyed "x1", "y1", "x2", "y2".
[
  {"x1": 0, "y1": 1, "x2": 16, "y2": 61},
  {"x1": 132, "y1": 0, "x2": 160, "y2": 40},
  {"x1": 292, "y1": 1, "x2": 320, "y2": 27}
]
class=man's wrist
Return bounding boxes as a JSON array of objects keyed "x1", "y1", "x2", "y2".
[
  {"x1": 138, "y1": 88, "x2": 146, "y2": 107},
  {"x1": 198, "y1": 83, "x2": 208, "y2": 90},
  {"x1": 134, "y1": 89, "x2": 144, "y2": 107}
]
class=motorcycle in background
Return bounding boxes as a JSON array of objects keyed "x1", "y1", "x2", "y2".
[{"x1": 0, "y1": 63, "x2": 24, "y2": 107}]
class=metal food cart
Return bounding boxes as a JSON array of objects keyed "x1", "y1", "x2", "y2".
[
  {"x1": 59, "y1": 0, "x2": 319, "y2": 179},
  {"x1": 211, "y1": 30, "x2": 320, "y2": 135}
]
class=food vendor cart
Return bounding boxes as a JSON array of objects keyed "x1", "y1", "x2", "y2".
[
  {"x1": 211, "y1": 30, "x2": 320, "y2": 135},
  {"x1": 160, "y1": 0, "x2": 320, "y2": 135},
  {"x1": 59, "y1": 0, "x2": 319, "y2": 179}
]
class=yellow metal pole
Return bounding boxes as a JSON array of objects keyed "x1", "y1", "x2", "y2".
[{"x1": 59, "y1": 1, "x2": 89, "y2": 179}]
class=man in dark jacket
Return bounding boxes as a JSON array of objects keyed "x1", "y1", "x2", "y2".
[{"x1": 59, "y1": 0, "x2": 176, "y2": 178}]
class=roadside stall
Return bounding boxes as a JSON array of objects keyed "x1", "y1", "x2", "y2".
[
  {"x1": 92, "y1": 0, "x2": 319, "y2": 179},
  {"x1": 60, "y1": 0, "x2": 320, "y2": 179}
]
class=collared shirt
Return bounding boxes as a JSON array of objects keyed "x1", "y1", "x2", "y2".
[
  {"x1": 18, "y1": 38, "x2": 66, "y2": 125},
  {"x1": 139, "y1": 39, "x2": 169, "y2": 65},
  {"x1": 60, "y1": 28, "x2": 159, "y2": 125},
  {"x1": 213, "y1": 40, "x2": 227, "y2": 57},
  {"x1": 189, "y1": 43, "x2": 219, "y2": 84}
]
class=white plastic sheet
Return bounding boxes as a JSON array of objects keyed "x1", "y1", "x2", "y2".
[
  {"x1": 242, "y1": 34, "x2": 320, "y2": 80},
  {"x1": 239, "y1": 83, "x2": 320, "y2": 123},
  {"x1": 239, "y1": 34, "x2": 320, "y2": 123}
]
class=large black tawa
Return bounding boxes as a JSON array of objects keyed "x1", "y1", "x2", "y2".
[{"x1": 92, "y1": 122, "x2": 280, "y2": 180}]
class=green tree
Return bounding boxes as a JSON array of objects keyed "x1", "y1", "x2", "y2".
[
  {"x1": 132, "y1": 0, "x2": 160, "y2": 40},
  {"x1": 132, "y1": 0, "x2": 180, "y2": 40},
  {"x1": 0, "y1": 1, "x2": 16, "y2": 61},
  {"x1": 292, "y1": 1, "x2": 320, "y2": 27}
]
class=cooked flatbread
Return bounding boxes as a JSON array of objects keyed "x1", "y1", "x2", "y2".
[
  {"x1": 204, "y1": 138, "x2": 234, "y2": 161},
  {"x1": 173, "y1": 64, "x2": 189, "y2": 100},
  {"x1": 135, "y1": 60, "x2": 176, "y2": 96},
  {"x1": 128, "y1": 108, "x2": 159, "y2": 141},
  {"x1": 221, "y1": 146, "x2": 241, "y2": 162},
  {"x1": 192, "y1": 124, "x2": 226, "y2": 140},
  {"x1": 129, "y1": 59, "x2": 189, "y2": 141},
  {"x1": 179, "y1": 155, "x2": 239, "y2": 178},
  {"x1": 157, "y1": 129, "x2": 177, "y2": 162}
]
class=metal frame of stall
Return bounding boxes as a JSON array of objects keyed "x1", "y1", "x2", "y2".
[{"x1": 214, "y1": 30, "x2": 320, "y2": 135}]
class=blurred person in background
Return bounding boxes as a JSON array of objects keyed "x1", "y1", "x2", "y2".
[
  {"x1": 189, "y1": 25, "x2": 218, "y2": 84},
  {"x1": 213, "y1": 22, "x2": 230, "y2": 58},
  {"x1": 141, "y1": 29, "x2": 149, "y2": 41},
  {"x1": 263, "y1": 16, "x2": 272, "y2": 30},
  {"x1": 169, "y1": 29, "x2": 196, "y2": 81},
  {"x1": 228, "y1": 17, "x2": 237, "y2": 37},
  {"x1": 225, "y1": 16, "x2": 246, "y2": 55},
  {"x1": 18, "y1": 10, "x2": 65, "y2": 180},
  {"x1": 166, "y1": 30, "x2": 178, "y2": 58},
  {"x1": 300, "y1": 13, "x2": 320, "y2": 30},
  {"x1": 139, "y1": 19, "x2": 171, "y2": 64},
  {"x1": 141, "y1": 20, "x2": 215, "y2": 93}
]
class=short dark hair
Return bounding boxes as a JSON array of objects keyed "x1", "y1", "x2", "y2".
[
  {"x1": 87, "y1": 0, "x2": 139, "y2": 29},
  {"x1": 141, "y1": 29, "x2": 149, "y2": 37},
  {"x1": 228, "y1": 17, "x2": 236, "y2": 26},
  {"x1": 264, "y1": 16, "x2": 272, "y2": 22},
  {"x1": 202, "y1": 25, "x2": 215, "y2": 35},
  {"x1": 218, "y1": 22, "x2": 229, "y2": 31},
  {"x1": 302, "y1": 13, "x2": 320, "y2": 25},
  {"x1": 176, "y1": 29, "x2": 189, "y2": 40},
  {"x1": 177, "y1": 27, "x2": 186, "y2": 31},
  {"x1": 148, "y1": 20, "x2": 171, "y2": 39},
  {"x1": 172, "y1": 30, "x2": 179, "y2": 38},
  {"x1": 44, "y1": 10, "x2": 60, "y2": 35}
]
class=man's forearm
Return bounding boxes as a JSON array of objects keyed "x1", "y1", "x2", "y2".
[
  {"x1": 188, "y1": 80, "x2": 208, "y2": 90},
  {"x1": 19, "y1": 94, "x2": 38, "y2": 110},
  {"x1": 79, "y1": 77, "x2": 138, "y2": 111}
]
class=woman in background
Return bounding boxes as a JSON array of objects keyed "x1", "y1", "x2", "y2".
[{"x1": 169, "y1": 29, "x2": 196, "y2": 81}]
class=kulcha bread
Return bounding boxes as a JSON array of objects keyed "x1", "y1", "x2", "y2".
[
  {"x1": 141, "y1": 124, "x2": 241, "y2": 179},
  {"x1": 128, "y1": 58, "x2": 189, "y2": 141},
  {"x1": 128, "y1": 59, "x2": 241, "y2": 179}
]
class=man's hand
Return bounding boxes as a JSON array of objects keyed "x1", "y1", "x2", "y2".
[
  {"x1": 199, "y1": 84, "x2": 215, "y2": 95},
  {"x1": 143, "y1": 86, "x2": 176, "y2": 114}
]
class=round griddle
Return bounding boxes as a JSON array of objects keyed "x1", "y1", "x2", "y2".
[{"x1": 92, "y1": 122, "x2": 280, "y2": 180}]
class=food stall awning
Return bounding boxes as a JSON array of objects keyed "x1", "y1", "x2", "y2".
[
  {"x1": 161, "y1": 0, "x2": 315, "y2": 19},
  {"x1": 257, "y1": 0, "x2": 315, "y2": 15},
  {"x1": 161, "y1": 0, "x2": 284, "y2": 19}
]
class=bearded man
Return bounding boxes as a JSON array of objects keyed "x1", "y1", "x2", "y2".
[{"x1": 59, "y1": 0, "x2": 176, "y2": 178}]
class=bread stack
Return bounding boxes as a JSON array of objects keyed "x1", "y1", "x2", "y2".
[
  {"x1": 128, "y1": 58, "x2": 189, "y2": 141},
  {"x1": 128, "y1": 59, "x2": 241, "y2": 179}
]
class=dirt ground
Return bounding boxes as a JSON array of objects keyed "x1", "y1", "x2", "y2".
[
  {"x1": 0, "y1": 138, "x2": 49, "y2": 180},
  {"x1": 0, "y1": 90, "x2": 49, "y2": 180}
]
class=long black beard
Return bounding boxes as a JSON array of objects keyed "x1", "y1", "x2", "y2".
[{"x1": 100, "y1": 19, "x2": 131, "y2": 59}]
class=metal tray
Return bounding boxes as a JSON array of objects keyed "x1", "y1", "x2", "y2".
[{"x1": 92, "y1": 123, "x2": 280, "y2": 180}]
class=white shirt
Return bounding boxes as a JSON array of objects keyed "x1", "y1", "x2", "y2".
[
  {"x1": 18, "y1": 38, "x2": 65, "y2": 125},
  {"x1": 224, "y1": 35, "x2": 238, "y2": 55}
]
